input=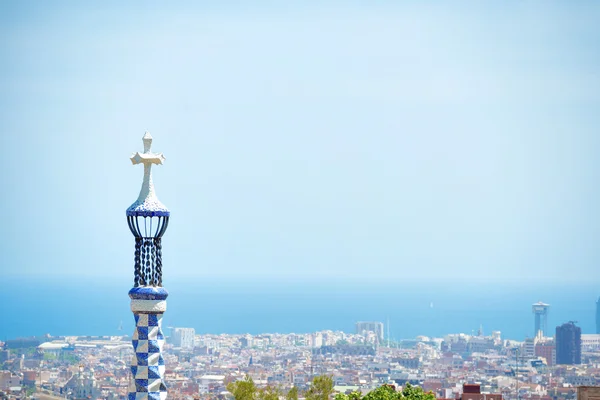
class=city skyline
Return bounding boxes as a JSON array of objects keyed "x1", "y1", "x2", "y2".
[
  {"x1": 2, "y1": 2, "x2": 600, "y2": 398},
  {"x1": 4, "y1": 324, "x2": 599, "y2": 399},
  {"x1": 1, "y1": 2, "x2": 600, "y2": 286}
]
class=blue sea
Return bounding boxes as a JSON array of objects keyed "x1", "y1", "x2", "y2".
[{"x1": 1, "y1": 276, "x2": 598, "y2": 342}]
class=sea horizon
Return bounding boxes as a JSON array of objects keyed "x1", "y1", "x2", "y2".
[{"x1": 1, "y1": 274, "x2": 597, "y2": 342}]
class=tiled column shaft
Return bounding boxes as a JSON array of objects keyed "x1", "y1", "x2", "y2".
[{"x1": 128, "y1": 287, "x2": 168, "y2": 400}]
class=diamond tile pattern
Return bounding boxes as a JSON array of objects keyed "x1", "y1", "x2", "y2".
[{"x1": 128, "y1": 312, "x2": 167, "y2": 399}]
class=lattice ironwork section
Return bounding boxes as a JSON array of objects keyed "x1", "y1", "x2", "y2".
[{"x1": 127, "y1": 215, "x2": 169, "y2": 287}]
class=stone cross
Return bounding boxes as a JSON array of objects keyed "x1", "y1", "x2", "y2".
[{"x1": 130, "y1": 132, "x2": 166, "y2": 209}]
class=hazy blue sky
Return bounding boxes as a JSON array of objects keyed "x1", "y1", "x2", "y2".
[{"x1": 1, "y1": 1, "x2": 599, "y2": 285}]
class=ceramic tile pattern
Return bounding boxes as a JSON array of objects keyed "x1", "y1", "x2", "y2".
[{"x1": 128, "y1": 309, "x2": 168, "y2": 399}]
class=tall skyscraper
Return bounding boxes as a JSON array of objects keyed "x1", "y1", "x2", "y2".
[
  {"x1": 555, "y1": 321, "x2": 581, "y2": 365},
  {"x1": 532, "y1": 301, "x2": 550, "y2": 337},
  {"x1": 172, "y1": 328, "x2": 196, "y2": 350},
  {"x1": 356, "y1": 321, "x2": 384, "y2": 343},
  {"x1": 126, "y1": 133, "x2": 170, "y2": 399},
  {"x1": 596, "y1": 297, "x2": 600, "y2": 334}
]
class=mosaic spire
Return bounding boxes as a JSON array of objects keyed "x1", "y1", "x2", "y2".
[{"x1": 127, "y1": 133, "x2": 170, "y2": 400}]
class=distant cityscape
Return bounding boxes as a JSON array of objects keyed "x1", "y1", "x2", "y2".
[{"x1": 1, "y1": 298, "x2": 600, "y2": 399}]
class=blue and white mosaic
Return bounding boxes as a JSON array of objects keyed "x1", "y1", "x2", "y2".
[
  {"x1": 129, "y1": 286, "x2": 169, "y2": 301},
  {"x1": 128, "y1": 310, "x2": 168, "y2": 400},
  {"x1": 127, "y1": 201, "x2": 170, "y2": 217}
]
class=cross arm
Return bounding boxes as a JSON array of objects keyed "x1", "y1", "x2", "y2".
[{"x1": 130, "y1": 152, "x2": 166, "y2": 165}]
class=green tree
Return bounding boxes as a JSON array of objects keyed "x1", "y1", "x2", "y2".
[
  {"x1": 350, "y1": 392, "x2": 363, "y2": 400},
  {"x1": 335, "y1": 391, "x2": 362, "y2": 400},
  {"x1": 62, "y1": 353, "x2": 80, "y2": 365},
  {"x1": 363, "y1": 385, "x2": 401, "y2": 400},
  {"x1": 305, "y1": 376, "x2": 334, "y2": 400},
  {"x1": 335, "y1": 383, "x2": 435, "y2": 400},
  {"x1": 259, "y1": 385, "x2": 283, "y2": 400},
  {"x1": 227, "y1": 375, "x2": 258, "y2": 400},
  {"x1": 401, "y1": 383, "x2": 435, "y2": 400},
  {"x1": 287, "y1": 386, "x2": 299, "y2": 400}
]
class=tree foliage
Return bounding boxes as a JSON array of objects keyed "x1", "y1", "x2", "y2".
[
  {"x1": 62, "y1": 353, "x2": 80, "y2": 365},
  {"x1": 336, "y1": 391, "x2": 363, "y2": 400},
  {"x1": 335, "y1": 383, "x2": 435, "y2": 400},
  {"x1": 362, "y1": 385, "x2": 399, "y2": 400},
  {"x1": 400, "y1": 383, "x2": 436, "y2": 400},
  {"x1": 259, "y1": 385, "x2": 283, "y2": 400},
  {"x1": 305, "y1": 375, "x2": 334, "y2": 400},
  {"x1": 287, "y1": 386, "x2": 299, "y2": 400},
  {"x1": 226, "y1": 375, "x2": 284, "y2": 400},
  {"x1": 227, "y1": 375, "x2": 258, "y2": 400}
]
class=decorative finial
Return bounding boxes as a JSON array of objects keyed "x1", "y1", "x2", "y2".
[
  {"x1": 142, "y1": 131, "x2": 153, "y2": 153},
  {"x1": 126, "y1": 132, "x2": 170, "y2": 217}
]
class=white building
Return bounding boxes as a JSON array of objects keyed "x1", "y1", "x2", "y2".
[
  {"x1": 172, "y1": 328, "x2": 196, "y2": 350},
  {"x1": 311, "y1": 333, "x2": 323, "y2": 348},
  {"x1": 198, "y1": 374, "x2": 225, "y2": 394},
  {"x1": 522, "y1": 337, "x2": 537, "y2": 358},
  {"x1": 581, "y1": 334, "x2": 600, "y2": 351},
  {"x1": 63, "y1": 366, "x2": 101, "y2": 399},
  {"x1": 356, "y1": 321, "x2": 384, "y2": 343}
]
